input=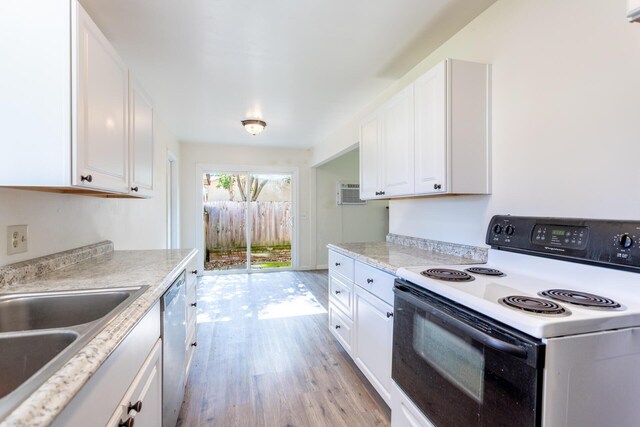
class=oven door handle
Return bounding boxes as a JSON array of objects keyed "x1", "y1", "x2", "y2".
[{"x1": 395, "y1": 286, "x2": 528, "y2": 359}]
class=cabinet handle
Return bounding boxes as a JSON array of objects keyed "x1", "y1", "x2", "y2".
[
  {"x1": 433, "y1": 183, "x2": 442, "y2": 190},
  {"x1": 386, "y1": 312, "x2": 394, "y2": 318},
  {"x1": 335, "y1": 325, "x2": 341, "y2": 329},
  {"x1": 375, "y1": 191, "x2": 381, "y2": 196},
  {"x1": 334, "y1": 262, "x2": 341, "y2": 266},
  {"x1": 191, "y1": 270, "x2": 198, "y2": 275},
  {"x1": 191, "y1": 342, "x2": 197, "y2": 347},
  {"x1": 334, "y1": 290, "x2": 341, "y2": 295},
  {"x1": 380, "y1": 191, "x2": 385, "y2": 195},
  {"x1": 131, "y1": 186, "x2": 139, "y2": 192},
  {"x1": 119, "y1": 418, "x2": 134, "y2": 427},
  {"x1": 367, "y1": 278, "x2": 374, "y2": 284},
  {"x1": 80, "y1": 174, "x2": 92, "y2": 183},
  {"x1": 127, "y1": 400, "x2": 142, "y2": 414},
  {"x1": 190, "y1": 302, "x2": 197, "y2": 307}
]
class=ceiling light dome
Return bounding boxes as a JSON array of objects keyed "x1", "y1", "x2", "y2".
[{"x1": 241, "y1": 119, "x2": 267, "y2": 136}]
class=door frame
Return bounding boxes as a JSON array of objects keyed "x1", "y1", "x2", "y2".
[
  {"x1": 195, "y1": 163, "x2": 299, "y2": 274},
  {"x1": 167, "y1": 150, "x2": 179, "y2": 249}
]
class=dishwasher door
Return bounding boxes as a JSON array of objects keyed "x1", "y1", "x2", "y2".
[{"x1": 162, "y1": 271, "x2": 186, "y2": 427}]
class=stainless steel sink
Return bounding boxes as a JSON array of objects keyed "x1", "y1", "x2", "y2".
[
  {"x1": 0, "y1": 289, "x2": 133, "y2": 332},
  {"x1": 0, "y1": 286, "x2": 148, "y2": 420},
  {"x1": 0, "y1": 331, "x2": 78, "y2": 399}
]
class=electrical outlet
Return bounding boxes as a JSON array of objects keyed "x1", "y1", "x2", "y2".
[{"x1": 7, "y1": 225, "x2": 28, "y2": 255}]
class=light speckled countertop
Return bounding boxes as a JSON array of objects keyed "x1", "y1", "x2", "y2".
[
  {"x1": 0, "y1": 248, "x2": 197, "y2": 427},
  {"x1": 327, "y1": 241, "x2": 482, "y2": 274}
]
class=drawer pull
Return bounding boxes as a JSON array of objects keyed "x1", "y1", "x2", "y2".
[
  {"x1": 119, "y1": 417, "x2": 134, "y2": 427},
  {"x1": 191, "y1": 269, "x2": 198, "y2": 275},
  {"x1": 190, "y1": 302, "x2": 197, "y2": 307},
  {"x1": 335, "y1": 325, "x2": 341, "y2": 329},
  {"x1": 367, "y1": 278, "x2": 374, "y2": 284},
  {"x1": 127, "y1": 400, "x2": 142, "y2": 414},
  {"x1": 386, "y1": 312, "x2": 394, "y2": 318},
  {"x1": 80, "y1": 174, "x2": 92, "y2": 183},
  {"x1": 335, "y1": 262, "x2": 341, "y2": 266},
  {"x1": 131, "y1": 186, "x2": 139, "y2": 192},
  {"x1": 191, "y1": 342, "x2": 197, "y2": 347},
  {"x1": 334, "y1": 290, "x2": 341, "y2": 295}
]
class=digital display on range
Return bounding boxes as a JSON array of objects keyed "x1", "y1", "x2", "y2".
[
  {"x1": 551, "y1": 229, "x2": 565, "y2": 236},
  {"x1": 532, "y1": 224, "x2": 589, "y2": 250}
]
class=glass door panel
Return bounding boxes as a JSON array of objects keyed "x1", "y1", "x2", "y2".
[
  {"x1": 248, "y1": 173, "x2": 293, "y2": 270},
  {"x1": 202, "y1": 172, "x2": 248, "y2": 272}
]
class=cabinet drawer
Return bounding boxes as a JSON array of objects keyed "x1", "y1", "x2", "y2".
[
  {"x1": 328, "y1": 273, "x2": 353, "y2": 319},
  {"x1": 185, "y1": 326, "x2": 197, "y2": 377},
  {"x1": 329, "y1": 303, "x2": 353, "y2": 354},
  {"x1": 354, "y1": 261, "x2": 395, "y2": 306},
  {"x1": 328, "y1": 250, "x2": 354, "y2": 281}
]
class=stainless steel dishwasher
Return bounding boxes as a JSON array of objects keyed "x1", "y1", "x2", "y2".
[{"x1": 161, "y1": 271, "x2": 186, "y2": 427}]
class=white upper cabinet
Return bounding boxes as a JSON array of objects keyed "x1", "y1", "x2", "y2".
[
  {"x1": 359, "y1": 112, "x2": 382, "y2": 199},
  {"x1": 414, "y1": 61, "x2": 447, "y2": 194},
  {"x1": 381, "y1": 84, "x2": 415, "y2": 197},
  {"x1": 129, "y1": 80, "x2": 155, "y2": 197},
  {"x1": 0, "y1": 0, "x2": 153, "y2": 197},
  {"x1": 74, "y1": 4, "x2": 129, "y2": 194},
  {"x1": 359, "y1": 58, "x2": 490, "y2": 200}
]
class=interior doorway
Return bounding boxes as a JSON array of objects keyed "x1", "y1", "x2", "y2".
[{"x1": 201, "y1": 168, "x2": 296, "y2": 273}]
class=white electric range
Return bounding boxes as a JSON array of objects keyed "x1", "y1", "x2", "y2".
[{"x1": 392, "y1": 215, "x2": 640, "y2": 427}]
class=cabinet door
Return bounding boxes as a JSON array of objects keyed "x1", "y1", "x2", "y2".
[
  {"x1": 107, "y1": 339, "x2": 162, "y2": 427},
  {"x1": 381, "y1": 84, "x2": 415, "y2": 197},
  {"x1": 74, "y1": 4, "x2": 129, "y2": 194},
  {"x1": 354, "y1": 286, "x2": 394, "y2": 405},
  {"x1": 359, "y1": 112, "x2": 382, "y2": 199},
  {"x1": 414, "y1": 61, "x2": 447, "y2": 194},
  {"x1": 129, "y1": 79, "x2": 154, "y2": 197}
]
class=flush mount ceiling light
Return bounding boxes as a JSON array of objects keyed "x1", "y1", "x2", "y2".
[{"x1": 241, "y1": 119, "x2": 267, "y2": 136}]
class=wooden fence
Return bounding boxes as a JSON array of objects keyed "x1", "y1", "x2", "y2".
[{"x1": 204, "y1": 201, "x2": 292, "y2": 250}]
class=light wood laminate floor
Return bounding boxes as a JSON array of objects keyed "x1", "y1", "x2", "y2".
[{"x1": 176, "y1": 270, "x2": 391, "y2": 427}]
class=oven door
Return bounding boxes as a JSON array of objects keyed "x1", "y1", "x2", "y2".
[{"x1": 392, "y1": 280, "x2": 544, "y2": 427}]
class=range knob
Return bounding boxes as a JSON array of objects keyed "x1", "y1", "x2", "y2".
[
  {"x1": 505, "y1": 225, "x2": 515, "y2": 236},
  {"x1": 619, "y1": 234, "x2": 633, "y2": 249},
  {"x1": 493, "y1": 224, "x2": 503, "y2": 234}
]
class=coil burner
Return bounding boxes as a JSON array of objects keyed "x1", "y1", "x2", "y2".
[
  {"x1": 500, "y1": 295, "x2": 570, "y2": 316},
  {"x1": 420, "y1": 268, "x2": 475, "y2": 282},
  {"x1": 465, "y1": 267, "x2": 505, "y2": 277},
  {"x1": 540, "y1": 289, "x2": 622, "y2": 310}
]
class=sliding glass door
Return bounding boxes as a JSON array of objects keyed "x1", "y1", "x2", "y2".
[{"x1": 202, "y1": 171, "x2": 293, "y2": 273}]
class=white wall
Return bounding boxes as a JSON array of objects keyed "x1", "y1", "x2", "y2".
[
  {"x1": 0, "y1": 117, "x2": 180, "y2": 267},
  {"x1": 179, "y1": 143, "x2": 314, "y2": 269},
  {"x1": 313, "y1": 0, "x2": 640, "y2": 247},
  {"x1": 316, "y1": 149, "x2": 389, "y2": 267}
]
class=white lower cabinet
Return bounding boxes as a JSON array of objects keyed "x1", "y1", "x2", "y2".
[
  {"x1": 391, "y1": 381, "x2": 435, "y2": 427},
  {"x1": 107, "y1": 339, "x2": 162, "y2": 427},
  {"x1": 354, "y1": 285, "x2": 394, "y2": 405},
  {"x1": 327, "y1": 249, "x2": 395, "y2": 407},
  {"x1": 52, "y1": 302, "x2": 161, "y2": 427}
]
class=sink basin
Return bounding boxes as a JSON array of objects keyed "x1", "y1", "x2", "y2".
[
  {"x1": 0, "y1": 289, "x2": 134, "y2": 333},
  {"x1": 0, "y1": 331, "x2": 78, "y2": 398},
  {"x1": 0, "y1": 286, "x2": 147, "y2": 420}
]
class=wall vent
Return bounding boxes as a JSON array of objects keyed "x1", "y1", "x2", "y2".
[{"x1": 337, "y1": 182, "x2": 366, "y2": 205}]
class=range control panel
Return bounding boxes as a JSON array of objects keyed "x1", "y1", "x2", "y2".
[{"x1": 486, "y1": 215, "x2": 640, "y2": 271}]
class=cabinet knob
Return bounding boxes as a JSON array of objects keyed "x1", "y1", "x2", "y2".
[
  {"x1": 127, "y1": 400, "x2": 142, "y2": 414},
  {"x1": 366, "y1": 278, "x2": 374, "y2": 284},
  {"x1": 433, "y1": 183, "x2": 442, "y2": 190},
  {"x1": 191, "y1": 270, "x2": 198, "y2": 275},
  {"x1": 80, "y1": 174, "x2": 93, "y2": 183},
  {"x1": 119, "y1": 418, "x2": 134, "y2": 427},
  {"x1": 191, "y1": 342, "x2": 197, "y2": 347},
  {"x1": 190, "y1": 302, "x2": 197, "y2": 307},
  {"x1": 131, "y1": 186, "x2": 139, "y2": 192},
  {"x1": 335, "y1": 325, "x2": 341, "y2": 329},
  {"x1": 386, "y1": 312, "x2": 394, "y2": 318},
  {"x1": 334, "y1": 290, "x2": 341, "y2": 295},
  {"x1": 334, "y1": 262, "x2": 341, "y2": 266},
  {"x1": 375, "y1": 191, "x2": 381, "y2": 196}
]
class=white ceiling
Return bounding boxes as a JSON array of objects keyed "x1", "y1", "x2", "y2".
[{"x1": 80, "y1": 0, "x2": 496, "y2": 148}]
